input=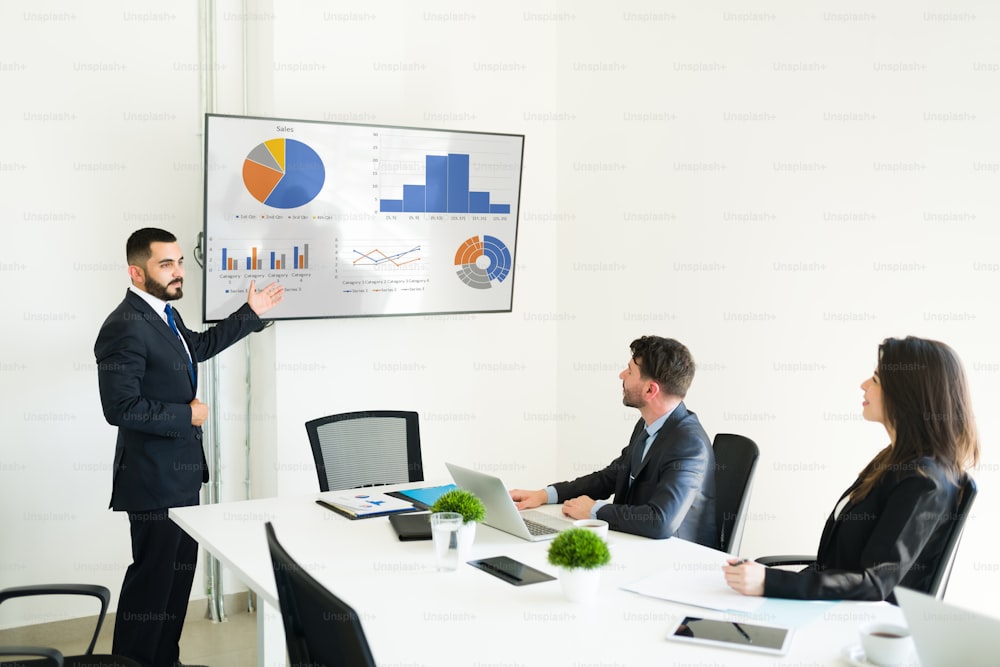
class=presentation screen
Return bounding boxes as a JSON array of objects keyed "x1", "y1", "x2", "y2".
[{"x1": 202, "y1": 114, "x2": 524, "y2": 322}]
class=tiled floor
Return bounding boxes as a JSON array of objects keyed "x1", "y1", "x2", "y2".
[{"x1": 0, "y1": 595, "x2": 259, "y2": 666}]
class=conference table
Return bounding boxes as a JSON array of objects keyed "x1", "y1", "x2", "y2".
[{"x1": 171, "y1": 483, "x2": 912, "y2": 666}]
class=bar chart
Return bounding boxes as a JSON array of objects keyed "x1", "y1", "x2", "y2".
[
  {"x1": 218, "y1": 242, "x2": 310, "y2": 271},
  {"x1": 379, "y1": 153, "x2": 512, "y2": 214}
]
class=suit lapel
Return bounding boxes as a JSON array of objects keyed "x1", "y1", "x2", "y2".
[
  {"x1": 125, "y1": 291, "x2": 196, "y2": 387},
  {"x1": 818, "y1": 479, "x2": 863, "y2": 557},
  {"x1": 617, "y1": 422, "x2": 647, "y2": 500},
  {"x1": 170, "y1": 307, "x2": 198, "y2": 387},
  {"x1": 620, "y1": 403, "x2": 689, "y2": 501},
  {"x1": 631, "y1": 402, "x2": 688, "y2": 481}
]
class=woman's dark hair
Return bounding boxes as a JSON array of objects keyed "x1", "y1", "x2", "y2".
[
  {"x1": 851, "y1": 336, "x2": 979, "y2": 502},
  {"x1": 629, "y1": 335, "x2": 696, "y2": 398}
]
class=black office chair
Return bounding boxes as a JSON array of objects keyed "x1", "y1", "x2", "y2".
[
  {"x1": 756, "y1": 475, "x2": 978, "y2": 600},
  {"x1": 0, "y1": 584, "x2": 140, "y2": 667},
  {"x1": 265, "y1": 522, "x2": 376, "y2": 667},
  {"x1": 712, "y1": 433, "x2": 760, "y2": 555},
  {"x1": 924, "y1": 475, "x2": 977, "y2": 598},
  {"x1": 305, "y1": 410, "x2": 423, "y2": 492}
]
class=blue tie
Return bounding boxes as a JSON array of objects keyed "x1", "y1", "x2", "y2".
[
  {"x1": 165, "y1": 304, "x2": 195, "y2": 385},
  {"x1": 629, "y1": 427, "x2": 649, "y2": 488}
]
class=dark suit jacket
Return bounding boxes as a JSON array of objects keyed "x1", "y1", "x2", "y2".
[
  {"x1": 552, "y1": 403, "x2": 718, "y2": 545},
  {"x1": 95, "y1": 289, "x2": 264, "y2": 511},
  {"x1": 764, "y1": 457, "x2": 962, "y2": 601}
]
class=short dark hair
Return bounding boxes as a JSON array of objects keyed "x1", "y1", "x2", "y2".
[
  {"x1": 126, "y1": 228, "x2": 177, "y2": 267},
  {"x1": 629, "y1": 336, "x2": 695, "y2": 397}
]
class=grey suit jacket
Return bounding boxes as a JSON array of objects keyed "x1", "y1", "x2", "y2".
[
  {"x1": 95, "y1": 290, "x2": 263, "y2": 511},
  {"x1": 552, "y1": 403, "x2": 718, "y2": 545}
]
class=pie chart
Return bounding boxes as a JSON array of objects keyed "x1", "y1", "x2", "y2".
[
  {"x1": 454, "y1": 235, "x2": 511, "y2": 289},
  {"x1": 242, "y1": 138, "x2": 325, "y2": 208}
]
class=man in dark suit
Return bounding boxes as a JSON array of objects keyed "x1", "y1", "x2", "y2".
[
  {"x1": 94, "y1": 228, "x2": 284, "y2": 667},
  {"x1": 511, "y1": 336, "x2": 718, "y2": 546}
]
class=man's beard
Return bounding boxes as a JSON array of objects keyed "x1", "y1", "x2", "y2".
[
  {"x1": 622, "y1": 386, "x2": 642, "y2": 409},
  {"x1": 146, "y1": 275, "x2": 183, "y2": 301}
]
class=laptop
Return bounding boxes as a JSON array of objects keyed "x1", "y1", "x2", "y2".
[
  {"x1": 445, "y1": 463, "x2": 573, "y2": 542},
  {"x1": 895, "y1": 586, "x2": 1000, "y2": 667}
]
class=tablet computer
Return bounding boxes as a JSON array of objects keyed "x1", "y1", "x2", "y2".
[
  {"x1": 468, "y1": 556, "x2": 556, "y2": 586},
  {"x1": 666, "y1": 616, "x2": 793, "y2": 656},
  {"x1": 386, "y1": 484, "x2": 458, "y2": 510}
]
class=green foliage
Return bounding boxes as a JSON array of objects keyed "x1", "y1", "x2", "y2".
[
  {"x1": 547, "y1": 528, "x2": 611, "y2": 570},
  {"x1": 430, "y1": 488, "x2": 486, "y2": 523}
]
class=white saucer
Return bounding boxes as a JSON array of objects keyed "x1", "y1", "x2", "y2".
[
  {"x1": 843, "y1": 644, "x2": 875, "y2": 666},
  {"x1": 843, "y1": 643, "x2": 916, "y2": 666}
]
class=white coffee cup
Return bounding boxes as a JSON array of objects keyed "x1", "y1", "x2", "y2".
[
  {"x1": 858, "y1": 622, "x2": 913, "y2": 665},
  {"x1": 572, "y1": 519, "x2": 609, "y2": 540}
]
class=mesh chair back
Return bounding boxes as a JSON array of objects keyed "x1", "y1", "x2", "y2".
[
  {"x1": 927, "y1": 475, "x2": 978, "y2": 599},
  {"x1": 305, "y1": 411, "x2": 423, "y2": 492},
  {"x1": 712, "y1": 433, "x2": 760, "y2": 555},
  {"x1": 266, "y1": 523, "x2": 376, "y2": 667}
]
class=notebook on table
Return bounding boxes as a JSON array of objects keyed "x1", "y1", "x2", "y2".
[
  {"x1": 384, "y1": 484, "x2": 459, "y2": 540},
  {"x1": 388, "y1": 512, "x2": 432, "y2": 541},
  {"x1": 445, "y1": 462, "x2": 572, "y2": 542},
  {"x1": 315, "y1": 491, "x2": 416, "y2": 520}
]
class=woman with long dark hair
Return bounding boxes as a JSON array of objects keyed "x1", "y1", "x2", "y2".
[{"x1": 724, "y1": 336, "x2": 979, "y2": 600}]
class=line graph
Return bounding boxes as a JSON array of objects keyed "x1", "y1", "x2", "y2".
[
  {"x1": 339, "y1": 239, "x2": 429, "y2": 278},
  {"x1": 352, "y1": 245, "x2": 422, "y2": 268}
]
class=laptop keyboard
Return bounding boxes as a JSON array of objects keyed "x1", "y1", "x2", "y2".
[{"x1": 523, "y1": 518, "x2": 559, "y2": 536}]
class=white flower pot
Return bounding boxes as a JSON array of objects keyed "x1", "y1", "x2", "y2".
[
  {"x1": 456, "y1": 521, "x2": 476, "y2": 560},
  {"x1": 559, "y1": 566, "x2": 602, "y2": 603}
]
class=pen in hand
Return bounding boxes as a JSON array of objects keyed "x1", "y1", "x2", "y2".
[{"x1": 724, "y1": 557, "x2": 766, "y2": 597}]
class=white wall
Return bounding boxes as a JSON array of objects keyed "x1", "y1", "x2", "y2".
[
  {"x1": 2, "y1": 0, "x2": 999, "y2": 630},
  {"x1": 259, "y1": 0, "x2": 561, "y2": 497},
  {"x1": 546, "y1": 6, "x2": 1000, "y2": 613}
]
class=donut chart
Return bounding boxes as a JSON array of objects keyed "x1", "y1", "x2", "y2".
[
  {"x1": 242, "y1": 138, "x2": 325, "y2": 208},
  {"x1": 454, "y1": 235, "x2": 511, "y2": 289}
]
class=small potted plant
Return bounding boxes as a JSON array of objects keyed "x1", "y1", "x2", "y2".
[
  {"x1": 547, "y1": 528, "x2": 612, "y2": 602},
  {"x1": 429, "y1": 488, "x2": 486, "y2": 558}
]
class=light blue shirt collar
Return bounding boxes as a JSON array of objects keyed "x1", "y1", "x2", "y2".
[{"x1": 643, "y1": 407, "x2": 675, "y2": 441}]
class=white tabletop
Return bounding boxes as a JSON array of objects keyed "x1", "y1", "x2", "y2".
[{"x1": 171, "y1": 486, "x2": 910, "y2": 666}]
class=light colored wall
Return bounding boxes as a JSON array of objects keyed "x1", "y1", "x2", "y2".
[
  {"x1": 548, "y1": 6, "x2": 1000, "y2": 613},
  {"x1": 2, "y1": 0, "x2": 998, "y2": 630},
  {"x1": 260, "y1": 1, "x2": 561, "y2": 497}
]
